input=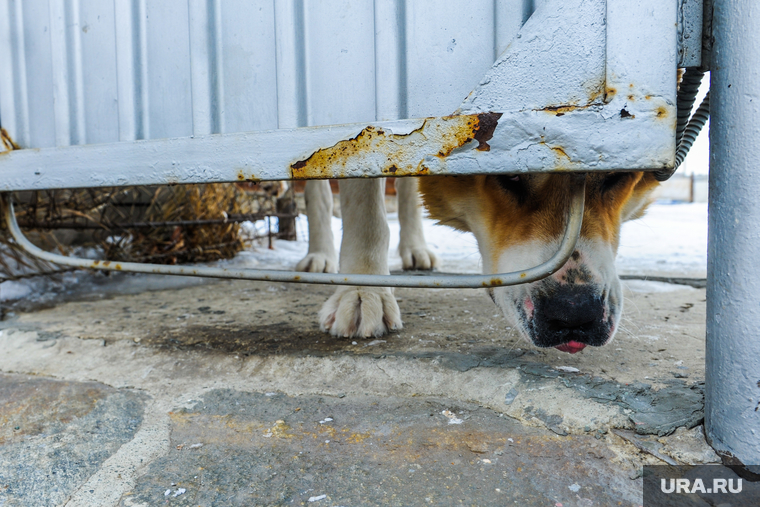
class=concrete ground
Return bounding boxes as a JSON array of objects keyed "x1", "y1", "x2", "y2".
[{"x1": 0, "y1": 272, "x2": 718, "y2": 506}]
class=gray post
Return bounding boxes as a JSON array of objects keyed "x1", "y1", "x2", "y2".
[{"x1": 705, "y1": 0, "x2": 760, "y2": 465}]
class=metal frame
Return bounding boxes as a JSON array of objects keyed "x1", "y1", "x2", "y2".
[{"x1": 2, "y1": 174, "x2": 584, "y2": 288}]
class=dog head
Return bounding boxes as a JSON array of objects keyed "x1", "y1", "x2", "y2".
[{"x1": 419, "y1": 172, "x2": 659, "y2": 353}]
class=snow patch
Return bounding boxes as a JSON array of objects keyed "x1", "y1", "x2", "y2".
[
  {"x1": 623, "y1": 280, "x2": 696, "y2": 293},
  {"x1": 442, "y1": 410, "x2": 463, "y2": 425}
]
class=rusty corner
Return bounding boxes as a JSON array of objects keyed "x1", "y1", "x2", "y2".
[
  {"x1": 288, "y1": 112, "x2": 503, "y2": 180},
  {"x1": 0, "y1": 128, "x2": 20, "y2": 154}
]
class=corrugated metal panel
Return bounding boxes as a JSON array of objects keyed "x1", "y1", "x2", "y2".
[{"x1": 0, "y1": 0, "x2": 533, "y2": 149}]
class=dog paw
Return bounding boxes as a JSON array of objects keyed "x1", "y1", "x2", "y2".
[
  {"x1": 399, "y1": 246, "x2": 440, "y2": 271},
  {"x1": 296, "y1": 253, "x2": 338, "y2": 273},
  {"x1": 319, "y1": 286, "x2": 402, "y2": 338}
]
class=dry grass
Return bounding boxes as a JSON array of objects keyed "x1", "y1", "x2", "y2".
[
  {"x1": 1, "y1": 182, "x2": 294, "y2": 281},
  {"x1": 103, "y1": 184, "x2": 244, "y2": 264}
]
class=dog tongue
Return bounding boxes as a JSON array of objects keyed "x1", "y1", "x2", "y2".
[{"x1": 555, "y1": 341, "x2": 587, "y2": 354}]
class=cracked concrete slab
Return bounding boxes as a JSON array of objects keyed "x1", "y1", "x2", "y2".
[
  {"x1": 0, "y1": 276, "x2": 713, "y2": 505},
  {"x1": 118, "y1": 390, "x2": 639, "y2": 506}
]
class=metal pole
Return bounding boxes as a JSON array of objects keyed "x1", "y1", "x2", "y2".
[{"x1": 705, "y1": 0, "x2": 760, "y2": 466}]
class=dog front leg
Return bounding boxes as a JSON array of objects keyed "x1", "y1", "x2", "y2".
[
  {"x1": 319, "y1": 179, "x2": 402, "y2": 338},
  {"x1": 296, "y1": 180, "x2": 338, "y2": 273},
  {"x1": 396, "y1": 177, "x2": 439, "y2": 270}
]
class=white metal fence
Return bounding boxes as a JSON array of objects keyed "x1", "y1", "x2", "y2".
[{"x1": 0, "y1": 0, "x2": 534, "y2": 148}]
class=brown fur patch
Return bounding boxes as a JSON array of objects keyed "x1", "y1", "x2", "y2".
[{"x1": 418, "y1": 171, "x2": 660, "y2": 263}]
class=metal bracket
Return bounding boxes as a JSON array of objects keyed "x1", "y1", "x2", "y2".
[{"x1": 0, "y1": 175, "x2": 584, "y2": 289}]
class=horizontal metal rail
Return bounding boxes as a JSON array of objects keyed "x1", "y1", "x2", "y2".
[
  {"x1": 1, "y1": 175, "x2": 585, "y2": 289},
  {"x1": 16, "y1": 213, "x2": 296, "y2": 230}
]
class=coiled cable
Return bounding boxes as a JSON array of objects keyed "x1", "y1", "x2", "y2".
[{"x1": 655, "y1": 68, "x2": 708, "y2": 181}]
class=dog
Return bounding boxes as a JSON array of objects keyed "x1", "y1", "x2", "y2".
[{"x1": 296, "y1": 172, "x2": 659, "y2": 354}]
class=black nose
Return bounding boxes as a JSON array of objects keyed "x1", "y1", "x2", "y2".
[
  {"x1": 543, "y1": 288, "x2": 603, "y2": 331},
  {"x1": 533, "y1": 286, "x2": 607, "y2": 347}
]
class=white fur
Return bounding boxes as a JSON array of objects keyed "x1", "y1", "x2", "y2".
[
  {"x1": 296, "y1": 180, "x2": 338, "y2": 273},
  {"x1": 317, "y1": 179, "x2": 402, "y2": 338},
  {"x1": 299, "y1": 177, "x2": 437, "y2": 339},
  {"x1": 395, "y1": 178, "x2": 440, "y2": 270}
]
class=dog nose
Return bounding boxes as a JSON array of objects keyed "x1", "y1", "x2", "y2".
[
  {"x1": 532, "y1": 286, "x2": 607, "y2": 349},
  {"x1": 542, "y1": 288, "x2": 603, "y2": 332}
]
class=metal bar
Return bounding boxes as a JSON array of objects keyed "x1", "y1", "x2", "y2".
[
  {"x1": 0, "y1": 108, "x2": 670, "y2": 193},
  {"x1": 705, "y1": 0, "x2": 760, "y2": 467},
  {"x1": 1, "y1": 175, "x2": 585, "y2": 288},
  {"x1": 15, "y1": 213, "x2": 297, "y2": 230}
]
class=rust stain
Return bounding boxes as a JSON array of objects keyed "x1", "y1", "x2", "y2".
[
  {"x1": 535, "y1": 104, "x2": 586, "y2": 116},
  {"x1": 604, "y1": 87, "x2": 617, "y2": 103},
  {"x1": 235, "y1": 169, "x2": 260, "y2": 183},
  {"x1": 0, "y1": 128, "x2": 20, "y2": 154},
  {"x1": 551, "y1": 146, "x2": 571, "y2": 161},
  {"x1": 472, "y1": 112, "x2": 501, "y2": 151},
  {"x1": 115, "y1": 264, "x2": 122, "y2": 270},
  {"x1": 302, "y1": 426, "x2": 373, "y2": 445},
  {"x1": 264, "y1": 419, "x2": 294, "y2": 439},
  {"x1": 289, "y1": 113, "x2": 502, "y2": 180},
  {"x1": 585, "y1": 79, "x2": 606, "y2": 104},
  {"x1": 535, "y1": 141, "x2": 576, "y2": 170},
  {"x1": 343, "y1": 430, "x2": 372, "y2": 444},
  {"x1": 655, "y1": 106, "x2": 668, "y2": 119}
]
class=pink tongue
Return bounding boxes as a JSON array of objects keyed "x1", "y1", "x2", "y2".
[{"x1": 555, "y1": 341, "x2": 587, "y2": 354}]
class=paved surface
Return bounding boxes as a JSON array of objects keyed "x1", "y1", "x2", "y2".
[
  {"x1": 0, "y1": 275, "x2": 718, "y2": 506},
  {"x1": 0, "y1": 374, "x2": 145, "y2": 506}
]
